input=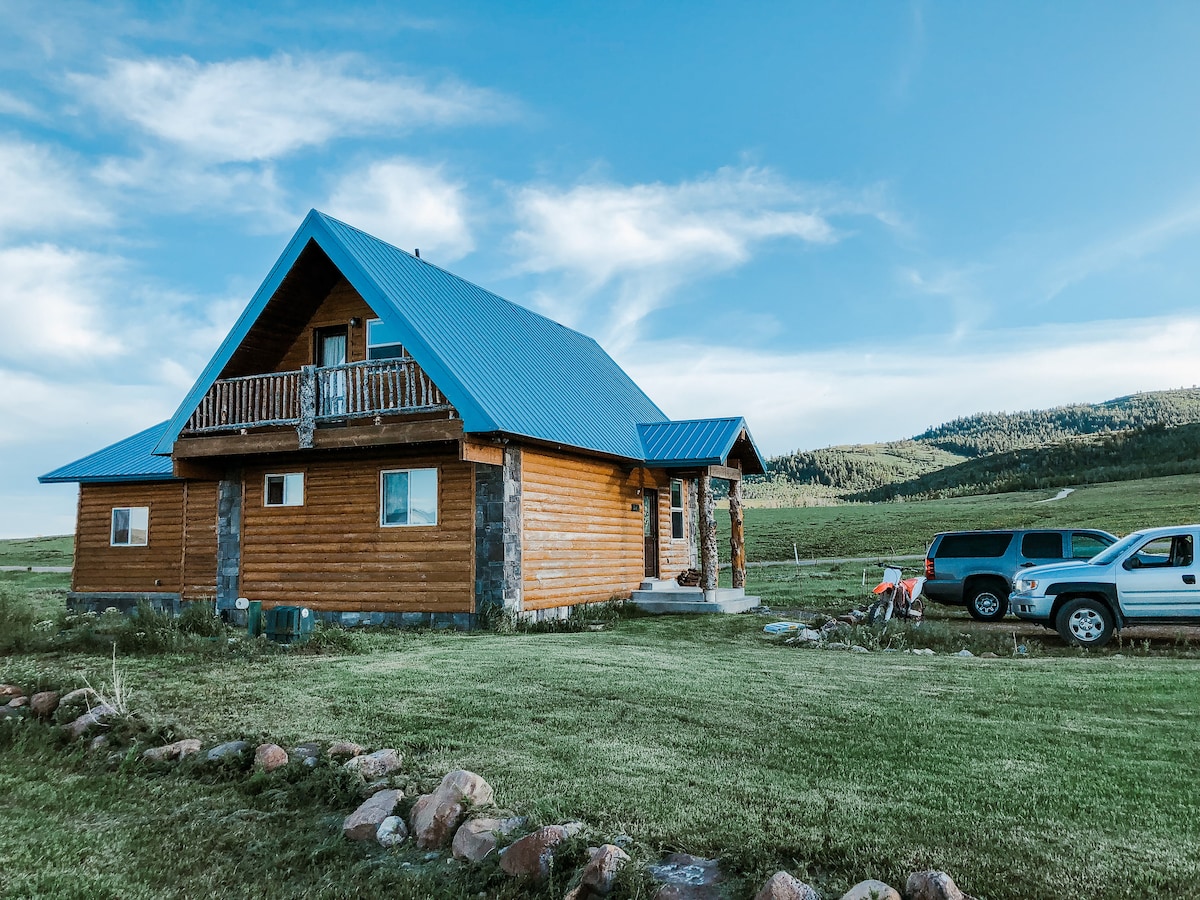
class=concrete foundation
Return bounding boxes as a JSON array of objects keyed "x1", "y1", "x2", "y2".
[{"x1": 629, "y1": 579, "x2": 761, "y2": 615}]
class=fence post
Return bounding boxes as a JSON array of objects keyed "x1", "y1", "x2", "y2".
[{"x1": 298, "y1": 365, "x2": 316, "y2": 449}]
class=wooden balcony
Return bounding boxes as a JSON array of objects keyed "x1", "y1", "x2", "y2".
[{"x1": 183, "y1": 359, "x2": 453, "y2": 448}]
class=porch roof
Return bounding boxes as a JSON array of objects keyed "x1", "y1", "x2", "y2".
[
  {"x1": 638, "y1": 417, "x2": 767, "y2": 474},
  {"x1": 39, "y1": 422, "x2": 176, "y2": 484}
]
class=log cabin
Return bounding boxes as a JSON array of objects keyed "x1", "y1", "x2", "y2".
[{"x1": 41, "y1": 211, "x2": 767, "y2": 626}]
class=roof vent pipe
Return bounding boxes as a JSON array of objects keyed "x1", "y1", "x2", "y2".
[{"x1": 414, "y1": 248, "x2": 420, "y2": 258}]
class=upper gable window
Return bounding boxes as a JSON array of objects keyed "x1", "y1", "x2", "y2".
[
  {"x1": 367, "y1": 318, "x2": 407, "y2": 360},
  {"x1": 111, "y1": 507, "x2": 149, "y2": 546},
  {"x1": 265, "y1": 473, "x2": 304, "y2": 507}
]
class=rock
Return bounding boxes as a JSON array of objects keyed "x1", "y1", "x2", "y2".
[
  {"x1": 906, "y1": 870, "x2": 964, "y2": 900},
  {"x1": 850, "y1": 645, "x2": 870, "y2": 653},
  {"x1": 0, "y1": 684, "x2": 24, "y2": 699},
  {"x1": 376, "y1": 814, "x2": 408, "y2": 848},
  {"x1": 30, "y1": 691, "x2": 60, "y2": 718},
  {"x1": 206, "y1": 740, "x2": 250, "y2": 762},
  {"x1": 254, "y1": 743, "x2": 288, "y2": 772},
  {"x1": 648, "y1": 853, "x2": 724, "y2": 900},
  {"x1": 578, "y1": 844, "x2": 631, "y2": 895},
  {"x1": 956, "y1": 649, "x2": 974, "y2": 658},
  {"x1": 344, "y1": 748, "x2": 402, "y2": 780},
  {"x1": 409, "y1": 769, "x2": 495, "y2": 849},
  {"x1": 796, "y1": 628, "x2": 823, "y2": 642},
  {"x1": 58, "y1": 687, "x2": 97, "y2": 706},
  {"x1": 0, "y1": 705, "x2": 25, "y2": 720},
  {"x1": 824, "y1": 642, "x2": 850, "y2": 651},
  {"x1": 840, "y1": 879, "x2": 901, "y2": 900},
  {"x1": 820, "y1": 620, "x2": 841, "y2": 632},
  {"x1": 451, "y1": 816, "x2": 524, "y2": 862},
  {"x1": 499, "y1": 824, "x2": 572, "y2": 881},
  {"x1": 343, "y1": 788, "x2": 403, "y2": 841},
  {"x1": 142, "y1": 738, "x2": 202, "y2": 762},
  {"x1": 328, "y1": 740, "x2": 365, "y2": 758},
  {"x1": 361, "y1": 779, "x2": 393, "y2": 798},
  {"x1": 754, "y1": 872, "x2": 819, "y2": 900},
  {"x1": 65, "y1": 703, "x2": 116, "y2": 739},
  {"x1": 291, "y1": 742, "x2": 321, "y2": 760},
  {"x1": 7, "y1": 696, "x2": 28, "y2": 708},
  {"x1": 980, "y1": 652, "x2": 998, "y2": 659},
  {"x1": 89, "y1": 735, "x2": 110, "y2": 752}
]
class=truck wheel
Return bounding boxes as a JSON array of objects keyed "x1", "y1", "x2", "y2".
[
  {"x1": 1056, "y1": 597, "x2": 1115, "y2": 648},
  {"x1": 966, "y1": 582, "x2": 1009, "y2": 621}
]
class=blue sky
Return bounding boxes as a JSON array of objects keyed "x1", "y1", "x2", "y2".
[{"x1": 4, "y1": 1, "x2": 1200, "y2": 537}]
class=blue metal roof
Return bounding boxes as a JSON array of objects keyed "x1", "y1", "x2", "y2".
[
  {"x1": 639, "y1": 417, "x2": 766, "y2": 471},
  {"x1": 40, "y1": 422, "x2": 176, "y2": 484},
  {"x1": 153, "y1": 210, "x2": 671, "y2": 460}
]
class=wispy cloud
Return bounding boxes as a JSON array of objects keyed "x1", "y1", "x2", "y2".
[
  {"x1": 0, "y1": 139, "x2": 112, "y2": 238},
  {"x1": 0, "y1": 90, "x2": 40, "y2": 119},
  {"x1": 71, "y1": 53, "x2": 512, "y2": 163},
  {"x1": 325, "y1": 158, "x2": 474, "y2": 261},
  {"x1": 510, "y1": 166, "x2": 881, "y2": 346},
  {"x1": 621, "y1": 314, "x2": 1200, "y2": 455}
]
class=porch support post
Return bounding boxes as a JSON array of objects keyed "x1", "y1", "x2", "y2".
[
  {"x1": 298, "y1": 365, "x2": 316, "y2": 449},
  {"x1": 729, "y1": 477, "x2": 746, "y2": 589},
  {"x1": 698, "y1": 473, "x2": 718, "y2": 597}
]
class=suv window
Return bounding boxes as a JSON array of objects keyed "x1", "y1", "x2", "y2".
[
  {"x1": 1021, "y1": 532, "x2": 1063, "y2": 559},
  {"x1": 937, "y1": 533, "x2": 1014, "y2": 558},
  {"x1": 1131, "y1": 534, "x2": 1193, "y2": 569},
  {"x1": 1071, "y1": 532, "x2": 1110, "y2": 560}
]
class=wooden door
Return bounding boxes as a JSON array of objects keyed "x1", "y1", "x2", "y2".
[{"x1": 643, "y1": 488, "x2": 659, "y2": 578}]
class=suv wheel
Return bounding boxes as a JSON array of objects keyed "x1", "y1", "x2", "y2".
[
  {"x1": 1056, "y1": 597, "x2": 1115, "y2": 648},
  {"x1": 966, "y1": 581, "x2": 1009, "y2": 621}
]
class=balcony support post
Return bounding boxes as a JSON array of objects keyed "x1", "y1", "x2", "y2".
[{"x1": 298, "y1": 365, "x2": 316, "y2": 449}]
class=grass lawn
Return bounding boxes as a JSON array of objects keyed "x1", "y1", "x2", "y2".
[
  {"x1": 727, "y1": 472, "x2": 1200, "y2": 560},
  {"x1": 0, "y1": 535, "x2": 73, "y2": 567},
  {"x1": 3, "y1": 598, "x2": 1199, "y2": 898}
]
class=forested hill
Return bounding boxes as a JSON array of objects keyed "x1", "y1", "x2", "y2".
[
  {"x1": 914, "y1": 389, "x2": 1200, "y2": 456},
  {"x1": 753, "y1": 387, "x2": 1200, "y2": 501}
]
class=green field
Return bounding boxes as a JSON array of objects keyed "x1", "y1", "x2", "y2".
[
  {"x1": 726, "y1": 472, "x2": 1200, "y2": 561},
  {"x1": 3, "y1": 479, "x2": 1200, "y2": 899},
  {"x1": 0, "y1": 535, "x2": 72, "y2": 567}
]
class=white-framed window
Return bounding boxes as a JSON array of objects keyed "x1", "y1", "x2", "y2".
[
  {"x1": 380, "y1": 468, "x2": 438, "y2": 526},
  {"x1": 265, "y1": 473, "x2": 304, "y2": 507},
  {"x1": 111, "y1": 507, "x2": 149, "y2": 546},
  {"x1": 670, "y1": 479, "x2": 685, "y2": 540},
  {"x1": 367, "y1": 318, "x2": 407, "y2": 360}
]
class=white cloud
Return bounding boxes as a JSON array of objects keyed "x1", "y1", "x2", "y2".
[
  {"x1": 0, "y1": 139, "x2": 111, "y2": 237},
  {"x1": 620, "y1": 314, "x2": 1200, "y2": 456},
  {"x1": 510, "y1": 167, "x2": 867, "y2": 345},
  {"x1": 325, "y1": 158, "x2": 474, "y2": 261},
  {"x1": 0, "y1": 244, "x2": 124, "y2": 364},
  {"x1": 0, "y1": 90, "x2": 40, "y2": 119},
  {"x1": 72, "y1": 53, "x2": 510, "y2": 162}
]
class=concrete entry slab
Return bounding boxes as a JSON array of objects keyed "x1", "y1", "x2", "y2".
[{"x1": 630, "y1": 579, "x2": 760, "y2": 614}]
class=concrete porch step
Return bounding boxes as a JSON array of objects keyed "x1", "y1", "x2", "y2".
[{"x1": 629, "y1": 586, "x2": 760, "y2": 615}]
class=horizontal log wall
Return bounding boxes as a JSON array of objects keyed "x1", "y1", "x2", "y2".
[
  {"x1": 521, "y1": 449, "x2": 675, "y2": 609},
  {"x1": 275, "y1": 277, "x2": 374, "y2": 373},
  {"x1": 181, "y1": 480, "x2": 219, "y2": 600},
  {"x1": 239, "y1": 451, "x2": 473, "y2": 612},
  {"x1": 74, "y1": 482, "x2": 187, "y2": 593}
]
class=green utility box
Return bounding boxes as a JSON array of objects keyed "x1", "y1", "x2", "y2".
[{"x1": 263, "y1": 605, "x2": 314, "y2": 645}]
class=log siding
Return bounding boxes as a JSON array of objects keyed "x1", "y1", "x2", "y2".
[
  {"x1": 74, "y1": 482, "x2": 187, "y2": 593},
  {"x1": 238, "y1": 450, "x2": 473, "y2": 612}
]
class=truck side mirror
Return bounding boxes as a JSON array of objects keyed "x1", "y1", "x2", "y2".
[{"x1": 1124, "y1": 556, "x2": 1141, "y2": 571}]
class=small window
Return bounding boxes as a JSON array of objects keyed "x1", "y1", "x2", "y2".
[
  {"x1": 1071, "y1": 532, "x2": 1111, "y2": 560},
  {"x1": 1021, "y1": 532, "x2": 1064, "y2": 560},
  {"x1": 936, "y1": 533, "x2": 1014, "y2": 558},
  {"x1": 381, "y1": 468, "x2": 438, "y2": 526},
  {"x1": 670, "y1": 479, "x2": 685, "y2": 540},
  {"x1": 265, "y1": 473, "x2": 304, "y2": 507},
  {"x1": 1131, "y1": 534, "x2": 1193, "y2": 569},
  {"x1": 110, "y1": 507, "x2": 149, "y2": 546},
  {"x1": 367, "y1": 318, "x2": 407, "y2": 360}
]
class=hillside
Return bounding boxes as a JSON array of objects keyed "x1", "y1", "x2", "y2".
[{"x1": 751, "y1": 387, "x2": 1200, "y2": 501}]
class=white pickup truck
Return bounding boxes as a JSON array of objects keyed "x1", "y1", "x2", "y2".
[{"x1": 1011, "y1": 524, "x2": 1200, "y2": 647}]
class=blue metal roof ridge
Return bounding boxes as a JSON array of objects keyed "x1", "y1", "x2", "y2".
[
  {"x1": 154, "y1": 209, "x2": 669, "y2": 460},
  {"x1": 638, "y1": 417, "x2": 768, "y2": 471},
  {"x1": 40, "y1": 422, "x2": 177, "y2": 484}
]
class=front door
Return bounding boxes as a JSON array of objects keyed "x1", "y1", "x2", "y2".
[
  {"x1": 1117, "y1": 532, "x2": 1200, "y2": 617},
  {"x1": 643, "y1": 489, "x2": 659, "y2": 578},
  {"x1": 315, "y1": 326, "x2": 348, "y2": 417}
]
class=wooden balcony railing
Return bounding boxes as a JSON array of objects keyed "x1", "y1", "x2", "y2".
[{"x1": 183, "y1": 359, "x2": 452, "y2": 447}]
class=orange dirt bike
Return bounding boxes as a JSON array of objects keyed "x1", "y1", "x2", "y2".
[{"x1": 867, "y1": 566, "x2": 926, "y2": 624}]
